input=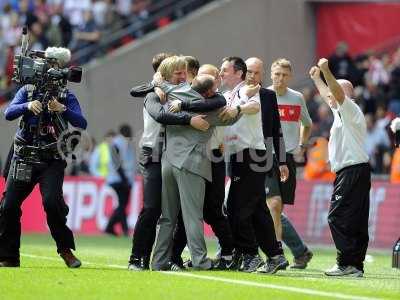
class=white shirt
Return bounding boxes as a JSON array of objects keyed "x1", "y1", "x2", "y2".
[
  {"x1": 139, "y1": 108, "x2": 162, "y2": 149},
  {"x1": 328, "y1": 97, "x2": 369, "y2": 172},
  {"x1": 224, "y1": 81, "x2": 265, "y2": 155},
  {"x1": 209, "y1": 127, "x2": 225, "y2": 150}
]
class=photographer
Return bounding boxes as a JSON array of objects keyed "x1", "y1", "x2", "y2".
[{"x1": 0, "y1": 47, "x2": 87, "y2": 268}]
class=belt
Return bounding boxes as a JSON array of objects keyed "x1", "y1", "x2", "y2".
[{"x1": 14, "y1": 138, "x2": 60, "y2": 161}]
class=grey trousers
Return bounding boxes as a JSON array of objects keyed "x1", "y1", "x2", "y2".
[{"x1": 151, "y1": 159, "x2": 212, "y2": 270}]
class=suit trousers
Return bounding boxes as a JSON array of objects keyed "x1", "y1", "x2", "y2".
[
  {"x1": 171, "y1": 150, "x2": 234, "y2": 263},
  {"x1": 130, "y1": 147, "x2": 162, "y2": 262},
  {"x1": 328, "y1": 163, "x2": 371, "y2": 272},
  {"x1": 227, "y1": 148, "x2": 282, "y2": 258},
  {"x1": 152, "y1": 158, "x2": 212, "y2": 270}
]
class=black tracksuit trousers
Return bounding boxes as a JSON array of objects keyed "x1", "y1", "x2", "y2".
[{"x1": 328, "y1": 163, "x2": 371, "y2": 271}]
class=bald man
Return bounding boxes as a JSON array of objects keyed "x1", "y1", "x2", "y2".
[
  {"x1": 310, "y1": 58, "x2": 370, "y2": 277},
  {"x1": 245, "y1": 57, "x2": 290, "y2": 273}
]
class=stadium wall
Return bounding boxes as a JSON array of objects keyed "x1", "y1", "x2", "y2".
[{"x1": 0, "y1": 0, "x2": 315, "y2": 162}]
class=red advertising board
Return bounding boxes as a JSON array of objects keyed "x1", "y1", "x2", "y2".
[{"x1": 0, "y1": 176, "x2": 398, "y2": 248}]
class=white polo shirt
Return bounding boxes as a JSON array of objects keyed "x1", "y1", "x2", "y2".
[
  {"x1": 328, "y1": 96, "x2": 369, "y2": 173},
  {"x1": 224, "y1": 81, "x2": 265, "y2": 155}
]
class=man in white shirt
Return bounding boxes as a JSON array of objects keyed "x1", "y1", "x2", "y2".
[
  {"x1": 310, "y1": 58, "x2": 371, "y2": 277},
  {"x1": 220, "y1": 57, "x2": 288, "y2": 273}
]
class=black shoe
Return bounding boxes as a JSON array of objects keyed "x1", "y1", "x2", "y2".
[
  {"x1": 231, "y1": 251, "x2": 243, "y2": 271},
  {"x1": 160, "y1": 261, "x2": 183, "y2": 271},
  {"x1": 290, "y1": 249, "x2": 313, "y2": 269},
  {"x1": 59, "y1": 249, "x2": 82, "y2": 268},
  {"x1": 212, "y1": 256, "x2": 235, "y2": 270},
  {"x1": 0, "y1": 259, "x2": 20, "y2": 267},
  {"x1": 183, "y1": 259, "x2": 192, "y2": 269},
  {"x1": 257, "y1": 254, "x2": 288, "y2": 274},
  {"x1": 128, "y1": 257, "x2": 149, "y2": 271},
  {"x1": 171, "y1": 256, "x2": 185, "y2": 269},
  {"x1": 241, "y1": 254, "x2": 264, "y2": 273}
]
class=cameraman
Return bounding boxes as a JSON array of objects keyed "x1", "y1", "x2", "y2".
[{"x1": 0, "y1": 47, "x2": 87, "y2": 268}]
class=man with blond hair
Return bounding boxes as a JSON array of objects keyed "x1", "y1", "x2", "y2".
[
  {"x1": 266, "y1": 58, "x2": 313, "y2": 269},
  {"x1": 151, "y1": 56, "x2": 237, "y2": 271},
  {"x1": 310, "y1": 59, "x2": 370, "y2": 277}
]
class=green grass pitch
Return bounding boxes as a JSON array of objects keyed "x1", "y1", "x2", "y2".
[{"x1": 0, "y1": 234, "x2": 399, "y2": 300}]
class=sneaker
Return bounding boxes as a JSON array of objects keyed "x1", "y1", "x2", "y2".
[
  {"x1": 291, "y1": 249, "x2": 313, "y2": 269},
  {"x1": 324, "y1": 265, "x2": 363, "y2": 277},
  {"x1": 59, "y1": 249, "x2": 82, "y2": 268},
  {"x1": 241, "y1": 254, "x2": 264, "y2": 273},
  {"x1": 258, "y1": 254, "x2": 289, "y2": 274},
  {"x1": 160, "y1": 261, "x2": 183, "y2": 272},
  {"x1": 0, "y1": 258, "x2": 20, "y2": 267},
  {"x1": 128, "y1": 257, "x2": 149, "y2": 271},
  {"x1": 172, "y1": 256, "x2": 185, "y2": 269},
  {"x1": 231, "y1": 251, "x2": 243, "y2": 271},
  {"x1": 212, "y1": 257, "x2": 235, "y2": 270},
  {"x1": 183, "y1": 259, "x2": 192, "y2": 269}
]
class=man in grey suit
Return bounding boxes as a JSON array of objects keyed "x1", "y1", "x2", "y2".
[{"x1": 151, "y1": 56, "x2": 238, "y2": 270}]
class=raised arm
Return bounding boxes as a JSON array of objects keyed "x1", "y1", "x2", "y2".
[
  {"x1": 309, "y1": 66, "x2": 331, "y2": 105},
  {"x1": 317, "y1": 58, "x2": 345, "y2": 104}
]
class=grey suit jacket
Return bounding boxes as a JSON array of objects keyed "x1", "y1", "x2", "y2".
[{"x1": 164, "y1": 108, "x2": 238, "y2": 181}]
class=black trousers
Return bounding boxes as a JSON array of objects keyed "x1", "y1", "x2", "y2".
[
  {"x1": 227, "y1": 148, "x2": 282, "y2": 257},
  {"x1": 129, "y1": 147, "x2": 162, "y2": 261},
  {"x1": 328, "y1": 163, "x2": 371, "y2": 271},
  {"x1": 0, "y1": 158, "x2": 75, "y2": 259},
  {"x1": 171, "y1": 150, "x2": 234, "y2": 262},
  {"x1": 106, "y1": 182, "x2": 131, "y2": 234}
]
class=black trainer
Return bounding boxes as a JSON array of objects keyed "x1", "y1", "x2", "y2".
[
  {"x1": 257, "y1": 254, "x2": 288, "y2": 274},
  {"x1": 231, "y1": 251, "x2": 243, "y2": 271},
  {"x1": 241, "y1": 254, "x2": 264, "y2": 273},
  {"x1": 160, "y1": 261, "x2": 184, "y2": 271},
  {"x1": 0, "y1": 258, "x2": 20, "y2": 267},
  {"x1": 128, "y1": 257, "x2": 149, "y2": 271},
  {"x1": 213, "y1": 257, "x2": 235, "y2": 270}
]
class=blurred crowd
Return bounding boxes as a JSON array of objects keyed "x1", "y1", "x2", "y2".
[
  {"x1": 1, "y1": 1, "x2": 399, "y2": 178},
  {"x1": 0, "y1": 0, "x2": 213, "y2": 104},
  {"x1": 304, "y1": 42, "x2": 400, "y2": 175}
]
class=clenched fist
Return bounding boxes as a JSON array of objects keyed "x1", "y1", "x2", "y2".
[
  {"x1": 309, "y1": 66, "x2": 321, "y2": 81},
  {"x1": 317, "y1": 58, "x2": 329, "y2": 72}
]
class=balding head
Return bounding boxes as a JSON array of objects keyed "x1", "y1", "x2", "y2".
[
  {"x1": 198, "y1": 64, "x2": 221, "y2": 89},
  {"x1": 192, "y1": 74, "x2": 217, "y2": 97},
  {"x1": 246, "y1": 57, "x2": 264, "y2": 69},
  {"x1": 245, "y1": 57, "x2": 264, "y2": 85},
  {"x1": 337, "y1": 79, "x2": 354, "y2": 98},
  {"x1": 198, "y1": 64, "x2": 219, "y2": 77}
]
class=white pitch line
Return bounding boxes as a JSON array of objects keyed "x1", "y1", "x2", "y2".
[{"x1": 20, "y1": 253, "x2": 382, "y2": 300}]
